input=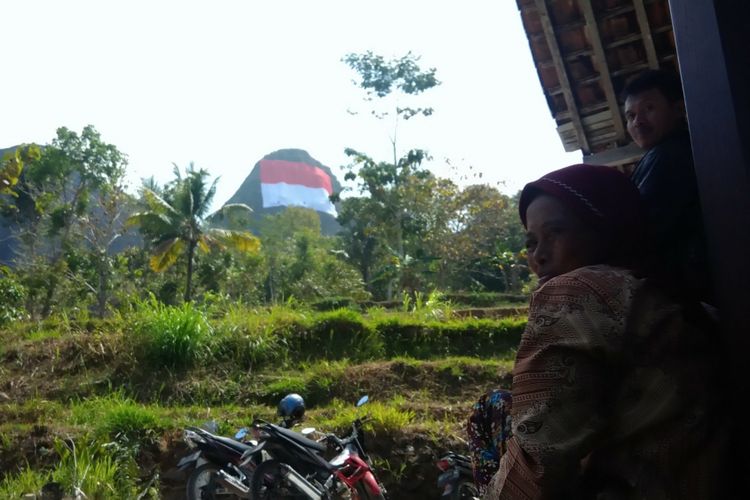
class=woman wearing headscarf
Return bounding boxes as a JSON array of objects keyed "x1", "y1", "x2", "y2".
[{"x1": 482, "y1": 164, "x2": 728, "y2": 499}]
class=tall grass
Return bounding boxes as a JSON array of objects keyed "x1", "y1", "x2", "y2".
[
  {"x1": 0, "y1": 467, "x2": 50, "y2": 498},
  {"x1": 312, "y1": 398, "x2": 416, "y2": 435},
  {"x1": 70, "y1": 392, "x2": 161, "y2": 441},
  {"x1": 129, "y1": 296, "x2": 212, "y2": 368},
  {"x1": 0, "y1": 439, "x2": 149, "y2": 499},
  {"x1": 52, "y1": 438, "x2": 149, "y2": 499}
]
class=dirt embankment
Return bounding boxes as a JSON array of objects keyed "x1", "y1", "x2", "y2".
[{"x1": 0, "y1": 332, "x2": 513, "y2": 498}]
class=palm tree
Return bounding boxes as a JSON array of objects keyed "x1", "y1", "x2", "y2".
[{"x1": 127, "y1": 163, "x2": 260, "y2": 301}]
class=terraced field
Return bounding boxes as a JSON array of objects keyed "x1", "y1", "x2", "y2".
[{"x1": 0, "y1": 304, "x2": 524, "y2": 498}]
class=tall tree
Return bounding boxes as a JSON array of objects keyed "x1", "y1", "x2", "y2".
[
  {"x1": 75, "y1": 185, "x2": 134, "y2": 317},
  {"x1": 1, "y1": 145, "x2": 40, "y2": 199},
  {"x1": 259, "y1": 207, "x2": 367, "y2": 303},
  {"x1": 342, "y1": 51, "x2": 440, "y2": 165},
  {"x1": 127, "y1": 163, "x2": 260, "y2": 302},
  {"x1": 431, "y1": 186, "x2": 528, "y2": 291},
  {"x1": 339, "y1": 148, "x2": 442, "y2": 298},
  {"x1": 339, "y1": 52, "x2": 441, "y2": 299},
  {"x1": 7, "y1": 127, "x2": 127, "y2": 317}
]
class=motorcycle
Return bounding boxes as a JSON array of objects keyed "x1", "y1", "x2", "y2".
[
  {"x1": 248, "y1": 395, "x2": 387, "y2": 500},
  {"x1": 178, "y1": 422, "x2": 263, "y2": 500},
  {"x1": 436, "y1": 451, "x2": 478, "y2": 500},
  {"x1": 177, "y1": 394, "x2": 309, "y2": 499}
]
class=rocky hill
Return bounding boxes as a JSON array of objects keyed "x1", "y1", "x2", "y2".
[{"x1": 222, "y1": 148, "x2": 342, "y2": 235}]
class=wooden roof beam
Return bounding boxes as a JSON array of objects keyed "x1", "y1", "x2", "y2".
[
  {"x1": 532, "y1": 0, "x2": 590, "y2": 152},
  {"x1": 579, "y1": 0, "x2": 627, "y2": 142},
  {"x1": 633, "y1": 0, "x2": 660, "y2": 68}
]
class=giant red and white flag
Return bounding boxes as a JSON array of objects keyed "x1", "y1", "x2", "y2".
[{"x1": 259, "y1": 159, "x2": 337, "y2": 216}]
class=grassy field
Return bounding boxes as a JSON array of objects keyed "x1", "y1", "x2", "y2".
[{"x1": 0, "y1": 301, "x2": 524, "y2": 499}]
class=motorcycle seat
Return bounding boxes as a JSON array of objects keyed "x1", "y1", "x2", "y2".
[
  {"x1": 213, "y1": 435, "x2": 255, "y2": 454},
  {"x1": 268, "y1": 423, "x2": 327, "y2": 452},
  {"x1": 189, "y1": 427, "x2": 255, "y2": 454}
]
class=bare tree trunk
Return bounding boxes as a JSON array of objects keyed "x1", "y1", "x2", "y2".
[
  {"x1": 184, "y1": 240, "x2": 197, "y2": 302},
  {"x1": 97, "y1": 259, "x2": 107, "y2": 318}
]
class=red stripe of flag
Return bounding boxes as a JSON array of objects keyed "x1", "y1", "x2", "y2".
[{"x1": 259, "y1": 160, "x2": 333, "y2": 195}]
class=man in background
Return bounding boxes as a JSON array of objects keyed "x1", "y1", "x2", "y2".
[{"x1": 623, "y1": 69, "x2": 712, "y2": 305}]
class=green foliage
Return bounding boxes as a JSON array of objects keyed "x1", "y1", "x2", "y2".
[
  {"x1": 338, "y1": 54, "x2": 533, "y2": 298},
  {"x1": 342, "y1": 51, "x2": 440, "y2": 116},
  {"x1": 71, "y1": 393, "x2": 161, "y2": 437},
  {"x1": 311, "y1": 296, "x2": 356, "y2": 311},
  {"x1": 444, "y1": 291, "x2": 528, "y2": 307},
  {"x1": 100, "y1": 403, "x2": 160, "y2": 442},
  {"x1": 51, "y1": 438, "x2": 145, "y2": 499},
  {"x1": 127, "y1": 163, "x2": 260, "y2": 302},
  {"x1": 0, "y1": 268, "x2": 27, "y2": 325},
  {"x1": 129, "y1": 296, "x2": 212, "y2": 368},
  {"x1": 378, "y1": 316, "x2": 525, "y2": 359},
  {"x1": 7, "y1": 126, "x2": 128, "y2": 319},
  {"x1": 339, "y1": 52, "x2": 446, "y2": 300},
  {"x1": 402, "y1": 290, "x2": 454, "y2": 321},
  {"x1": 0, "y1": 144, "x2": 40, "y2": 199},
  {"x1": 313, "y1": 398, "x2": 415, "y2": 436},
  {"x1": 0, "y1": 466, "x2": 51, "y2": 498},
  {"x1": 260, "y1": 207, "x2": 369, "y2": 303},
  {"x1": 260, "y1": 361, "x2": 349, "y2": 406},
  {"x1": 263, "y1": 375, "x2": 307, "y2": 402},
  {"x1": 296, "y1": 309, "x2": 383, "y2": 361},
  {"x1": 210, "y1": 304, "x2": 307, "y2": 368}
]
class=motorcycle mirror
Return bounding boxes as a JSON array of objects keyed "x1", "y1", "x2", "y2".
[
  {"x1": 234, "y1": 427, "x2": 249, "y2": 440},
  {"x1": 301, "y1": 427, "x2": 316, "y2": 435},
  {"x1": 356, "y1": 395, "x2": 369, "y2": 407}
]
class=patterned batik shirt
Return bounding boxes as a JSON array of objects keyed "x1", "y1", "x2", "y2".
[{"x1": 484, "y1": 265, "x2": 729, "y2": 500}]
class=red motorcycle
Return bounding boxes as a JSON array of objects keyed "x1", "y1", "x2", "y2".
[{"x1": 249, "y1": 395, "x2": 387, "y2": 500}]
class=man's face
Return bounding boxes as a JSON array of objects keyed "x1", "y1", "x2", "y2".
[
  {"x1": 624, "y1": 88, "x2": 684, "y2": 149},
  {"x1": 524, "y1": 195, "x2": 602, "y2": 286}
]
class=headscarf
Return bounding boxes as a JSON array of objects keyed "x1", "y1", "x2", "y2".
[{"x1": 519, "y1": 164, "x2": 645, "y2": 266}]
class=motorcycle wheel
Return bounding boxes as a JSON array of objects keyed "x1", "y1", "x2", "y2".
[
  {"x1": 355, "y1": 482, "x2": 387, "y2": 500},
  {"x1": 250, "y1": 459, "x2": 309, "y2": 499},
  {"x1": 186, "y1": 463, "x2": 219, "y2": 500},
  {"x1": 451, "y1": 479, "x2": 479, "y2": 500}
]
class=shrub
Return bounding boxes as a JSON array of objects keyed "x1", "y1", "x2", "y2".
[
  {"x1": 100, "y1": 403, "x2": 160, "y2": 442},
  {"x1": 444, "y1": 291, "x2": 528, "y2": 307},
  {"x1": 263, "y1": 375, "x2": 308, "y2": 404},
  {"x1": 296, "y1": 309, "x2": 383, "y2": 361},
  {"x1": 0, "y1": 269, "x2": 26, "y2": 326},
  {"x1": 311, "y1": 296, "x2": 356, "y2": 312},
  {"x1": 378, "y1": 317, "x2": 448, "y2": 358},
  {"x1": 439, "y1": 317, "x2": 526, "y2": 356},
  {"x1": 260, "y1": 361, "x2": 349, "y2": 406},
  {"x1": 129, "y1": 296, "x2": 212, "y2": 369},
  {"x1": 210, "y1": 304, "x2": 307, "y2": 368},
  {"x1": 379, "y1": 316, "x2": 526, "y2": 359}
]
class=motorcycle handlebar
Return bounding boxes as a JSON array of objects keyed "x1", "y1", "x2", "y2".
[{"x1": 325, "y1": 416, "x2": 371, "y2": 448}]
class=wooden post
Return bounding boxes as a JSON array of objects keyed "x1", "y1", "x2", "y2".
[{"x1": 669, "y1": 0, "x2": 750, "y2": 491}]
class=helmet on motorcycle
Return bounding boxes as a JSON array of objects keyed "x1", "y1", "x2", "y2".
[{"x1": 278, "y1": 393, "x2": 305, "y2": 421}]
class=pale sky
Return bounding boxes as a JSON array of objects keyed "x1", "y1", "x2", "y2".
[{"x1": 2, "y1": 0, "x2": 581, "y2": 209}]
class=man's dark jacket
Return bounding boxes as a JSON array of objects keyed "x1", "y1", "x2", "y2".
[{"x1": 630, "y1": 127, "x2": 712, "y2": 303}]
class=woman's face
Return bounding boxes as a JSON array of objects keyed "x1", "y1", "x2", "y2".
[{"x1": 524, "y1": 194, "x2": 604, "y2": 286}]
